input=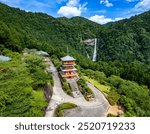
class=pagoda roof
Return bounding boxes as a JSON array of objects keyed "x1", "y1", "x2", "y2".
[{"x1": 61, "y1": 55, "x2": 76, "y2": 61}]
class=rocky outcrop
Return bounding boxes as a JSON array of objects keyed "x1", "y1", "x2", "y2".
[{"x1": 43, "y1": 84, "x2": 53, "y2": 102}]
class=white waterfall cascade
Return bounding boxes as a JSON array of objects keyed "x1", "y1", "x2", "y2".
[
  {"x1": 92, "y1": 38, "x2": 97, "y2": 62},
  {"x1": 86, "y1": 51, "x2": 90, "y2": 59}
]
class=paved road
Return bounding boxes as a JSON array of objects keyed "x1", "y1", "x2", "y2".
[{"x1": 45, "y1": 57, "x2": 110, "y2": 117}]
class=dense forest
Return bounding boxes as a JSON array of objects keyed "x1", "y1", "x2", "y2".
[
  {"x1": 0, "y1": 3, "x2": 150, "y2": 116},
  {"x1": 0, "y1": 49, "x2": 51, "y2": 116},
  {"x1": 98, "y1": 12, "x2": 150, "y2": 64}
]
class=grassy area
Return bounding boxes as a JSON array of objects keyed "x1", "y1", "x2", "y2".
[
  {"x1": 77, "y1": 77, "x2": 94, "y2": 101},
  {"x1": 84, "y1": 76, "x2": 110, "y2": 97},
  {"x1": 62, "y1": 78, "x2": 72, "y2": 96},
  {"x1": 84, "y1": 76, "x2": 120, "y2": 105},
  {"x1": 55, "y1": 103, "x2": 77, "y2": 117}
]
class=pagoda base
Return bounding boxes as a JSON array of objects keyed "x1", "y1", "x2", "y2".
[{"x1": 60, "y1": 71, "x2": 78, "y2": 79}]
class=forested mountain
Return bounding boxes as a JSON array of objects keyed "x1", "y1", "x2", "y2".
[
  {"x1": 0, "y1": 3, "x2": 150, "y2": 116},
  {"x1": 0, "y1": 3, "x2": 150, "y2": 64},
  {"x1": 0, "y1": 3, "x2": 103, "y2": 57},
  {"x1": 57, "y1": 17, "x2": 104, "y2": 35},
  {"x1": 0, "y1": 2, "x2": 150, "y2": 86},
  {"x1": 97, "y1": 10, "x2": 150, "y2": 64}
]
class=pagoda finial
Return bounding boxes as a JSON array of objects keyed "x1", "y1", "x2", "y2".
[{"x1": 67, "y1": 46, "x2": 69, "y2": 55}]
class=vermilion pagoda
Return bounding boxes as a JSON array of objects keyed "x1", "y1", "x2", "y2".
[{"x1": 60, "y1": 55, "x2": 78, "y2": 78}]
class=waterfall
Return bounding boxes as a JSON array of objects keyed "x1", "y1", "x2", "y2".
[
  {"x1": 92, "y1": 38, "x2": 97, "y2": 62},
  {"x1": 87, "y1": 53, "x2": 90, "y2": 59},
  {"x1": 86, "y1": 51, "x2": 90, "y2": 59}
]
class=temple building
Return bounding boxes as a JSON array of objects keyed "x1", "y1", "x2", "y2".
[{"x1": 60, "y1": 55, "x2": 78, "y2": 78}]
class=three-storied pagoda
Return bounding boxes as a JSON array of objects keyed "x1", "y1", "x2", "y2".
[{"x1": 60, "y1": 55, "x2": 78, "y2": 78}]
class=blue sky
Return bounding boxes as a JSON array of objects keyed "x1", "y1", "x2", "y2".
[{"x1": 0, "y1": 0, "x2": 150, "y2": 24}]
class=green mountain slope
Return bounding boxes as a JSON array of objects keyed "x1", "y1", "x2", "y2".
[
  {"x1": 0, "y1": 3, "x2": 150, "y2": 117},
  {"x1": 97, "y1": 10, "x2": 150, "y2": 64},
  {"x1": 0, "y1": 3, "x2": 103, "y2": 58},
  {"x1": 1, "y1": 3, "x2": 150, "y2": 64},
  {"x1": 0, "y1": 3, "x2": 150, "y2": 87}
]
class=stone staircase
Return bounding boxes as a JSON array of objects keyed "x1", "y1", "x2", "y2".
[{"x1": 67, "y1": 79, "x2": 83, "y2": 98}]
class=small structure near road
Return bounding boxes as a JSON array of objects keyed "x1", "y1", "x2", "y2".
[
  {"x1": 86, "y1": 93, "x2": 95, "y2": 101},
  {"x1": 23, "y1": 49, "x2": 49, "y2": 57},
  {"x1": 60, "y1": 55, "x2": 78, "y2": 78},
  {"x1": 36, "y1": 50, "x2": 49, "y2": 56},
  {"x1": 0, "y1": 55, "x2": 11, "y2": 61}
]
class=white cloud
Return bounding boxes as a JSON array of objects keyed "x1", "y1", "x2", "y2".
[
  {"x1": 126, "y1": 0, "x2": 139, "y2": 2},
  {"x1": 132, "y1": 0, "x2": 150, "y2": 12},
  {"x1": 67, "y1": 0, "x2": 79, "y2": 6},
  {"x1": 79, "y1": 2, "x2": 88, "y2": 12},
  {"x1": 57, "y1": 6, "x2": 81, "y2": 17},
  {"x1": 114, "y1": 17, "x2": 123, "y2": 21},
  {"x1": 100, "y1": 0, "x2": 113, "y2": 7},
  {"x1": 57, "y1": 0, "x2": 87, "y2": 17},
  {"x1": 89, "y1": 15, "x2": 123, "y2": 24}
]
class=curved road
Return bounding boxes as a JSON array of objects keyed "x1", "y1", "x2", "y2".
[{"x1": 45, "y1": 57, "x2": 110, "y2": 117}]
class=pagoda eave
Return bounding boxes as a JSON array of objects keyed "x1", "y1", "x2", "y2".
[
  {"x1": 61, "y1": 69, "x2": 77, "y2": 72},
  {"x1": 62, "y1": 64, "x2": 76, "y2": 66}
]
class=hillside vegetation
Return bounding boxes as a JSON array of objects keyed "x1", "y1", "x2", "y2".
[
  {"x1": 97, "y1": 11, "x2": 150, "y2": 64},
  {"x1": 83, "y1": 69, "x2": 150, "y2": 116},
  {"x1": 0, "y1": 3, "x2": 150, "y2": 116},
  {"x1": 0, "y1": 49, "x2": 50, "y2": 116},
  {"x1": 0, "y1": 3, "x2": 149, "y2": 88},
  {"x1": 0, "y1": 3, "x2": 150, "y2": 64}
]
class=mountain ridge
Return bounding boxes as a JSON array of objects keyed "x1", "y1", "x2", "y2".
[
  {"x1": 0, "y1": 3, "x2": 150, "y2": 64},
  {"x1": 1, "y1": 3, "x2": 150, "y2": 117}
]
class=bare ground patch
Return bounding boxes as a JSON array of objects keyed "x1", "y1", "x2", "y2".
[{"x1": 107, "y1": 105, "x2": 124, "y2": 117}]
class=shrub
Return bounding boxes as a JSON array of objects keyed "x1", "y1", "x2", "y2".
[
  {"x1": 55, "y1": 103, "x2": 77, "y2": 117},
  {"x1": 77, "y1": 77, "x2": 94, "y2": 100},
  {"x1": 62, "y1": 81, "x2": 72, "y2": 96}
]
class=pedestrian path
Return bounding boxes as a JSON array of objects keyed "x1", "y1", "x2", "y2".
[{"x1": 45, "y1": 57, "x2": 110, "y2": 117}]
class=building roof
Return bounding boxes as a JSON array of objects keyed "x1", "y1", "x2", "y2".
[
  {"x1": 61, "y1": 55, "x2": 76, "y2": 61},
  {"x1": 0, "y1": 55, "x2": 11, "y2": 61},
  {"x1": 36, "y1": 50, "x2": 49, "y2": 56}
]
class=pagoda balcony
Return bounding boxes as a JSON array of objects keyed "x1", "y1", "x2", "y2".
[
  {"x1": 62, "y1": 64, "x2": 76, "y2": 66},
  {"x1": 63, "y1": 66, "x2": 74, "y2": 69},
  {"x1": 61, "y1": 67, "x2": 77, "y2": 72},
  {"x1": 63, "y1": 61, "x2": 75, "y2": 65}
]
